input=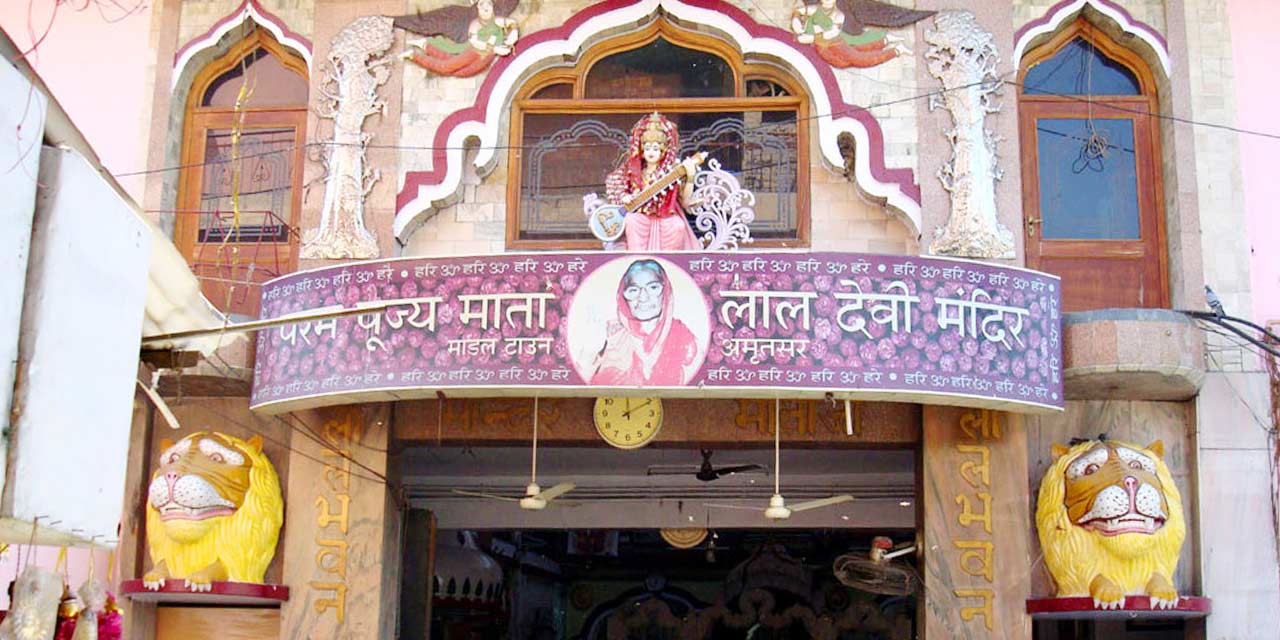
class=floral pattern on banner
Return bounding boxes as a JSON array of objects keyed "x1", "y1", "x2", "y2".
[{"x1": 252, "y1": 252, "x2": 1062, "y2": 411}]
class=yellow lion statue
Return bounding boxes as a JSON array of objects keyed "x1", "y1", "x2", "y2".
[
  {"x1": 1036, "y1": 438, "x2": 1185, "y2": 609},
  {"x1": 143, "y1": 432, "x2": 284, "y2": 591}
]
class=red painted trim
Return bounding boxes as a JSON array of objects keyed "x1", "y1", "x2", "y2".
[
  {"x1": 680, "y1": 0, "x2": 919, "y2": 201},
  {"x1": 1026, "y1": 596, "x2": 1210, "y2": 618},
  {"x1": 1013, "y1": 0, "x2": 1168, "y2": 54},
  {"x1": 120, "y1": 579, "x2": 291, "y2": 603},
  {"x1": 173, "y1": 0, "x2": 313, "y2": 67},
  {"x1": 395, "y1": 0, "x2": 919, "y2": 214}
]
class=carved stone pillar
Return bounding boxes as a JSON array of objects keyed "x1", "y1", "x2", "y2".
[
  {"x1": 278, "y1": 405, "x2": 399, "y2": 638},
  {"x1": 300, "y1": 15, "x2": 396, "y2": 260},
  {"x1": 921, "y1": 407, "x2": 1032, "y2": 639},
  {"x1": 914, "y1": 4, "x2": 1024, "y2": 266},
  {"x1": 299, "y1": 0, "x2": 405, "y2": 266}
]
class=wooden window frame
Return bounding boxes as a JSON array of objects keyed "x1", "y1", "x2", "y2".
[
  {"x1": 505, "y1": 19, "x2": 811, "y2": 250},
  {"x1": 175, "y1": 29, "x2": 308, "y2": 314},
  {"x1": 1017, "y1": 19, "x2": 1170, "y2": 310}
]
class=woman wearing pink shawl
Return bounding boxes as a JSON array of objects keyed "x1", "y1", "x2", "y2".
[
  {"x1": 605, "y1": 113, "x2": 702, "y2": 251},
  {"x1": 591, "y1": 260, "x2": 698, "y2": 386}
]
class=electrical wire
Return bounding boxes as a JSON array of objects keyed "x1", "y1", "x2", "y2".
[
  {"x1": 1180, "y1": 310, "x2": 1280, "y2": 359},
  {"x1": 1180, "y1": 307, "x2": 1278, "y2": 437},
  {"x1": 1203, "y1": 350, "x2": 1277, "y2": 437},
  {"x1": 157, "y1": 395, "x2": 387, "y2": 485},
  {"x1": 200, "y1": 351, "x2": 391, "y2": 484},
  {"x1": 110, "y1": 76, "x2": 1003, "y2": 178},
  {"x1": 106, "y1": 72, "x2": 1280, "y2": 184}
]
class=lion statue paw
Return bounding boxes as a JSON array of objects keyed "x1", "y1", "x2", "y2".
[
  {"x1": 1089, "y1": 576, "x2": 1125, "y2": 610},
  {"x1": 142, "y1": 574, "x2": 166, "y2": 591},
  {"x1": 1146, "y1": 574, "x2": 1180, "y2": 609}
]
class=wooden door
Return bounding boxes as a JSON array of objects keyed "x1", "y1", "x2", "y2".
[
  {"x1": 1019, "y1": 100, "x2": 1168, "y2": 311},
  {"x1": 156, "y1": 606, "x2": 280, "y2": 639}
]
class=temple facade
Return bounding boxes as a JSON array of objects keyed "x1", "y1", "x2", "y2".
[{"x1": 16, "y1": 0, "x2": 1275, "y2": 638}]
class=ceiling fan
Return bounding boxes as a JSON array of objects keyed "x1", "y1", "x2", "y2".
[
  {"x1": 452, "y1": 398, "x2": 576, "y2": 511},
  {"x1": 706, "y1": 399, "x2": 853, "y2": 520},
  {"x1": 646, "y1": 449, "x2": 764, "y2": 482}
]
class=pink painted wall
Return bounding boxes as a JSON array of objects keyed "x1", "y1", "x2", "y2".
[
  {"x1": 0, "y1": 1, "x2": 153, "y2": 200},
  {"x1": 1228, "y1": 0, "x2": 1280, "y2": 325}
]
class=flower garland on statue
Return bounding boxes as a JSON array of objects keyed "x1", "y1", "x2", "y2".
[{"x1": 604, "y1": 113, "x2": 701, "y2": 252}]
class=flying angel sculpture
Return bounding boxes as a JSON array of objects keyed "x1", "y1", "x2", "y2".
[
  {"x1": 791, "y1": 0, "x2": 934, "y2": 68},
  {"x1": 395, "y1": 0, "x2": 520, "y2": 77}
]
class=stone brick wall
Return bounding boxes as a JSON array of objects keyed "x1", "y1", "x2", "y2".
[
  {"x1": 1181, "y1": 0, "x2": 1257, "y2": 373},
  {"x1": 397, "y1": 0, "x2": 924, "y2": 257},
  {"x1": 1012, "y1": 0, "x2": 1166, "y2": 36},
  {"x1": 178, "y1": 0, "x2": 316, "y2": 45}
]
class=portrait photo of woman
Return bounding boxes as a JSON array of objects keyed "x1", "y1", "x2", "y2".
[{"x1": 582, "y1": 259, "x2": 706, "y2": 387}]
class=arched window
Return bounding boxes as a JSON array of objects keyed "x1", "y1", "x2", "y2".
[
  {"x1": 507, "y1": 21, "x2": 809, "y2": 249},
  {"x1": 176, "y1": 28, "x2": 308, "y2": 315},
  {"x1": 1018, "y1": 20, "x2": 1167, "y2": 311}
]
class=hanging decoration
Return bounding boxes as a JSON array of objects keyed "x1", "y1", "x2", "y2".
[
  {"x1": 142, "y1": 432, "x2": 284, "y2": 591},
  {"x1": 395, "y1": 0, "x2": 520, "y2": 77},
  {"x1": 51, "y1": 547, "x2": 79, "y2": 640},
  {"x1": 1036, "y1": 438, "x2": 1186, "y2": 609},
  {"x1": 1071, "y1": 32, "x2": 1112, "y2": 175},
  {"x1": 0, "y1": 566, "x2": 62, "y2": 640},
  {"x1": 95, "y1": 594, "x2": 122, "y2": 640},
  {"x1": 789, "y1": 0, "x2": 933, "y2": 69},
  {"x1": 69, "y1": 579, "x2": 106, "y2": 640}
]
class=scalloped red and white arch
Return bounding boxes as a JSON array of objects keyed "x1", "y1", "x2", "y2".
[
  {"x1": 171, "y1": 0, "x2": 313, "y2": 90},
  {"x1": 1013, "y1": 0, "x2": 1170, "y2": 76},
  {"x1": 393, "y1": 0, "x2": 923, "y2": 241}
]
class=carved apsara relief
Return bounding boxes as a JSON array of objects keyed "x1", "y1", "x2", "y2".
[
  {"x1": 924, "y1": 11, "x2": 1015, "y2": 260},
  {"x1": 395, "y1": 0, "x2": 520, "y2": 77},
  {"x1": 788, "y1": 0, "x2": 933, "y2": 69},
  {"x1": 301, "y1": 16, "x2": 395, "y2": 260}
]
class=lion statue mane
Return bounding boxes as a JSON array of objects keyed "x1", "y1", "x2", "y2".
[
  {"x1": 1036, "y1": 438, "x2": 1185, "y2": 609},
  {"x1": 143, "y1": 431, "x2": 284, "y2": 591}
]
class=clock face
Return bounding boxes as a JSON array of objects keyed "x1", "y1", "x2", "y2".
[{"x1": 593, "y1": 397, "x2": 663, "y2": 449}]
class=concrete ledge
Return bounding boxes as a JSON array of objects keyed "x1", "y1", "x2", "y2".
[{"x1": 1062, "y1": 309, "x2": 1205, "y2": 401}]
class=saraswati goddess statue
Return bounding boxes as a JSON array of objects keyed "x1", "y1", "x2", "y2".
[{"x1": 604, "y1": 113, "x2": 706, "y2": 251}]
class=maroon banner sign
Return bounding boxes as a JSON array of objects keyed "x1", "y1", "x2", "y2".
[{"x1": 251, "y1": 252, "x2": 1063, "y2": 413}]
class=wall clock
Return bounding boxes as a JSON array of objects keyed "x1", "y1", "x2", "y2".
[{"x1": 593, "y1": 397, "x2": 663, "y2": 449}]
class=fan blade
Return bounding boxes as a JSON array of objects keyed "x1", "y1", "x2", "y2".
[
  {"x1": 713, "y1": 464, "x2": 763, "y2": 476},
  {"x1": 535, "y1": 482, "x2": 576, "y2": 502},
  {"x1": 703, "y1": 503, "x2": 763, "y2": 511},
  {"x1": 451, "y1": 489, "x2": 520, "y2": 502},
  {"x1": 789, "y1": 494, "x2": 854, "y2": 512},
  {"x1": 646, "y1": 465, "x2": 700, "y2": 476},
  {"x1": 883, "y1": 545, "x2": 917, "y2": 561}
]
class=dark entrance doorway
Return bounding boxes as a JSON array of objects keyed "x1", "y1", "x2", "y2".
[{"x1": 422, "y1": 528, "x2": 915, "y2": 640}]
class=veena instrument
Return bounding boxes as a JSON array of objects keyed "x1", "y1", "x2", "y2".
[{"x1": 587, "y1": 152, "x2": 708, "y2": 242}]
